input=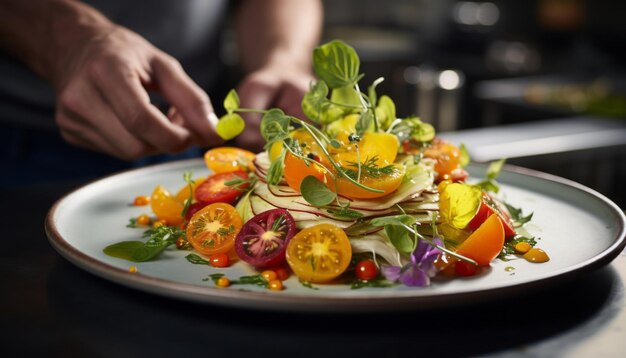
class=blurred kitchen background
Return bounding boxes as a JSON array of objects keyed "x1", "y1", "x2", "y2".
[{"x1": 317, "y1": 0, "x2": 626, "y2": 207}]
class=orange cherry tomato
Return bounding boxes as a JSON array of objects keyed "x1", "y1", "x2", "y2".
[
  {"x1": 186, "y1": 203, "x2": 243, "y2": 256},
  {"x1": 334, "y1": 163, "x2": 405, "y2": 199},
  {"x1": 285, "y1": 223, "x2": 352, "y2": 283},
  {"x1": 204, "y1": 147, "x2": 255, "y2": 174},
  {"x1": 150, "y1": 185, "x2": 185, "y2": 226},
  {"x1": 423, "y1": 141, "x2": 462, "y2": 181},
  {"x1": 456, "y1": 213, "x2": 505, "y2": 266},
  {"x1": 283, "y1": 152, "x2": 330, "y2": 193}
]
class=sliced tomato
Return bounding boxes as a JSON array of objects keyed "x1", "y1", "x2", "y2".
[
  {"x1": 334, "y1": 163, "x2": 406, "y2": 199},
  {"x1": 467, "y1": 197, "x2": 516, "y2": 238},
  {"x1": 283, "y1": 152, "x2": 329, "y2": 193},
  {"x1": 456, "y1": 213, "x2": 505, "y2": 266},
  {"x1": 150, "y1": 185, "x2": 184, "y2": 226},
  {"x1": 186, "y1": 203, "x2": 243, "y2": 256},
  {"x1": 235, "y1": 209, "x2": 297, "y2": 268},
  {"x1": 423, "y1": 140, "x2": 462, "y2": 182},
  {"x1": 203, "y1": 147, "x2": 255, "y2": 174},
  {"x1": 195, "y1": 171, "x2": 249, "y2": 205},
  {"x1": 285, "y1": 223, "x2": 352, "y2": 283}
]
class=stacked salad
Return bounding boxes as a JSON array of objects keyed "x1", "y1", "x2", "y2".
[{"x1": 105, "y1": 40, "x2": 544, "y2": 290}]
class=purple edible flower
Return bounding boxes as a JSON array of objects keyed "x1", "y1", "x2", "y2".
[{"x1": 381, "y1": 237, "x2": 444, "y2": 287}]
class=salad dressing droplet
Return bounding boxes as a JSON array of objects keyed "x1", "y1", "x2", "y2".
[
  {"x1": 504, "y1": 266, "x2": 515, "y2": 272},
  {"x1": 523, "y1": 248, "x2": 549, "y2": 263}
]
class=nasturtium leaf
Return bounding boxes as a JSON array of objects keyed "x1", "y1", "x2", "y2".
[
  {"x1": 439, "y1": 183, "x2": 482, "y2": 229},
  {"x1": 330, "y1": 85, "x2": 362, "y2": 108},
  {"x1": 301, "y1": 81, "x2": 343, "y2": 124},
  {"x1": 223, "y1": 89, "x2": 240, "y2": 113},
  {"x1": 260, "y1": 108, "x2": 290, "y2": 142},
  {"x1": 300, "y1": 175, "x2": 336, "y2": 207},
  {"x1": 313, "y1": 40, "x2": 361, "y2": 89},
  {"x1": 385, "y1": 225, "x2": 416, "y2": 254},
  {"x1": 375, "y1": 95, "x2": 396, "y2": 130},
  {"x1": 216, "y1": 113, "x2": 245, "y2": 140},
  {"x1": 370, "y1": 215, "x2": 416, "y2": 228}
]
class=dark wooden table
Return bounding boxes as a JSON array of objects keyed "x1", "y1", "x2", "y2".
[{"x1": 1, "y1": 180, "x2": 625, "y2": 357}]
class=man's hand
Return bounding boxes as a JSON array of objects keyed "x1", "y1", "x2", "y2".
[
  {"x1": 1, "y1": 0, "x2": 222, "y2": 160},
  {"x1": 233, "y1": 64, "x2": 314, "y2": 153},
  {"x1": 53, "y1": 25, "x2": 223, "y2": 160}
]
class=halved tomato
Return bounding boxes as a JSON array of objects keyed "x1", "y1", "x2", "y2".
[
  {"x1": 150, "y1": 185, "x2": 185, "y2": 226},
  {"x1": 467, "y1": 196, "x2": 516, "y2": 238},
  {"x1": 283, "y1": 152, "x2": 330, "y2": 193},
  {"x1": 235, "y1": 209, "x2": 297, "y2": 268},
  {"x1": 285, "y1": 223, "x2": 352, "y2": 283},
  {"x1": 186, "y1": 203, "x2": 243, "y2": 256},
  {"x1": 334, "y1": 163, "x2": 406, "y2": 199},
  {"x1": 423, "y1": 140, "x2": 462, "y2": 182},
  {"x1": 456, "y1": 213, "x2": 505, "y2": 266},
  {"x1": 204, "y1": 147, "x2": 255, "y2": 173},
  {"x1": 195, "y1": 171, "x2": 249, "y2": 205}
]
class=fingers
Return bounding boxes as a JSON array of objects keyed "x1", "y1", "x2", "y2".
[
  {"x1": 151, "y1": 56, "x2": 223, "y2": 147},
  {"x1": 56, "y1": 79, "x2": 157, "y2": 159},
  {"x1": 91, "y1": 58, "x2": 192, "y2": 153}
]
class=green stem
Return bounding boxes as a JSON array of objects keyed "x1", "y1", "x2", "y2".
[{"x1": 234, "y1": 108, "x2": 268, "y2": 114}]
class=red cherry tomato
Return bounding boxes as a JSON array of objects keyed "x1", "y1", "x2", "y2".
[
  {"x1": 210, "y1": 252, "x2": 230, "y2": 268},
  {"x1": 184, "y1": 202, "x2": 207, "y2": 222},
  {"x1": 195, "y1": 171, "x2": 249, "y2": 205},
  {"x1": 467, "y1": 198, "x2": 516, "y2": 238},
  {"x1": 235, "y1": 209, "x2": 297, "y2": 268},
  {"x1": 355, "y1": 260, "x2": 379, "y2": 280},
  {"x1": 455, "y1": 260, "x2": 478, "y2": 276}
]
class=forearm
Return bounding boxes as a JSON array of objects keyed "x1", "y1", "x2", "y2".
[
  {"x1": 235, "y1": 0, "x2": 323, "y2": 73},
  {"x1": 0, "y1": 0, "x2": 113, "y2": 84}
]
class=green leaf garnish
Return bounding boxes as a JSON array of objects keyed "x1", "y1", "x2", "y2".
[
  {"x1": 498, "y1": 236, "x2": 538, "y2": 260},
  {"x1": 266, "y1": 149, "x2": 286, "y2": 186},
  {"x1": 223, "y1": 89, "x2": 240, "y2": 113},
  {"x1": 313, "y1": 40, "x2": 361, "y2": 89},
  {"x1": 459, "y1": 143, "x2": 470, "y2": 167},
  {"x1": 375, "y1": 95, "x2": 395, "y2": 130},
  {"x1": 326, "y1": 207, "x2": 364, "y2": 219},
  {"x1": 260, "y1": 108, "x2": 290, "y2": 144},
  {"x1": 185, "y1": 253, "x2": 211, "y2": 265},
  {"x1": 300, "y1": 175, "x2": 337, "y2": 206},
  {"x1": 504, "y1": 203, "x2": 534, "y2": 227},
  {"x1": 216, "y1": 113, "x2": 245, "y2": 140},
  {"x1": 104, "y1": 225, "x2": 185, "y2": 262}
]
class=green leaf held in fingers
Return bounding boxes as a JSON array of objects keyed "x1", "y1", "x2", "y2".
[
  {"x1": 223, "y1": 89, "x2": 240, "y2": 113},
  {"x1": 216, "y1": 113, "x2": 245, "y2": 140}
]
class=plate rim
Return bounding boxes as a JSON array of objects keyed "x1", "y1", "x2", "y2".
[{"x1": 45, "y1": 159, "x2": 626, "y2": 312}]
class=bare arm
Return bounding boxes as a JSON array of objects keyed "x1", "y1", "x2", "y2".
[
  {"x1": 0, "y1": 0, "x2": 222, "y2": 159},
  {"x1": 232, "y1": 0, "x2": 323, "y2": 152}
]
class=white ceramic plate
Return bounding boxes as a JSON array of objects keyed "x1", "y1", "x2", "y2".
[{"x1": 46, "y1": 159, "x2": 626, "y2": 312}]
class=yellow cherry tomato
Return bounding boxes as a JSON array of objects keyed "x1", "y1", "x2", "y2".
[
  {"x1": 150, "y1": 185, "x2": 185, "y2": 226},
  {"x1": 286, "y1": 223, "x2": 352, "y2": 283},
  {"x1": 204, "y1": 147, "x2": 255, "y2": 174}
]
